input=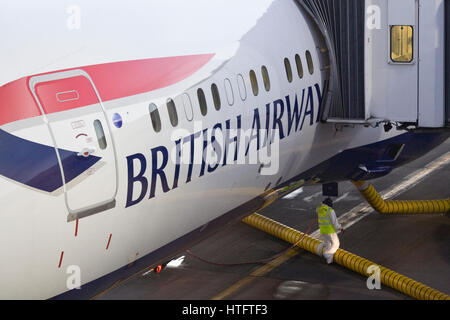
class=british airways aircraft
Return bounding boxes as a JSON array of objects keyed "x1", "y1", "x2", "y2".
[{"x1": 0, "y1": 0, "x2": 448, "y2": 299}]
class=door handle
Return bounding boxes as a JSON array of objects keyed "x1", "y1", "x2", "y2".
[{"x1": 77, "y1": 147, "x2": 96, "y2": 157}]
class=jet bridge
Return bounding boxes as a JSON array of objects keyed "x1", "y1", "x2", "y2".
[{"x1": 297, "y1": 0, "x2": 449, "y2": 130}]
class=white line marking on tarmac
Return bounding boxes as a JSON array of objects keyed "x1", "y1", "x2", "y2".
[
  {"x1": 142, "y1": 269, "x2": 152, "y2": 276},
  {"x1": 167, "y1": 255, "x2": 185, "y2": 268},
  {"x1": 282, "y1": 187, "x2": 304, "y2": 199},
  {"x1": 309, "y1": 151, "x2": 450, "y2": 237},
  {"x1": 303, "y1": 191, "x2": 322, "y2": 202},
  {"x1": 334, "y1": 192, "x2": 350, "y2": 203}
]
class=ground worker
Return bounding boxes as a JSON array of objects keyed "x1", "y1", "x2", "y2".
[{"x1": 316, "y1": 197, "x2": 344, "y2": 264}]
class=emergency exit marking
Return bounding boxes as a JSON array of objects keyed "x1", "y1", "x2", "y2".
[
  {"x1": 58, "y1": 251, "x2": 64, "y2": 268},
  {"x1": 56, "y1": 90, "x2": 79, "y2": 103},
  {"x1": 75, "y1": 133, "x2": 88, "y2": 139},
  {"x1": 106, "y1": 234, "x2": 112, "y2": 250},
  {"x1": 75, "y1": 219, "x2": 79, "y2": 237},
  {"x1": 71, "y1": 120, "x2": 85, "y2": 129}
]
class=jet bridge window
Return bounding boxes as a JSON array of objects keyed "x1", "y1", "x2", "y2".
[
  {"x1": 249, "y1": 69, "x2": 259, "y2": 96},
  {"x1": 306, "y1": 50, "x2": 314, "y2": 75},
  {"x1": 261, "y1": 65, "x2": 270, "y2": 92},
  {"x1": 390, "y1": 25, "x2": 413, "y2": 63},
  {"x1": 166, "y1": 98, "x2": 178, "y2": 127},
  {"x1": 197, "y1": 88, "x2": 208, "y2": 116},
  {"x1": 295, "y1": 54, "x2": 304, "y2": 79},
  {"x1": 284, "y1": 58, "x2": 293, "y2": 83},
  {"x1": 149, "y1": 102, "x2": 161, "y2": 133},
  {"x1": 211, "y1": 83, "x2": 221, "y2": 111}
]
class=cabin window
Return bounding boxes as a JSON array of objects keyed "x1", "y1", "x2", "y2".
[
  {"x1": 149, "y1": 102, "x2": 162, "y2": 132},
  {"x1": 284, "y1": 58, "x2": 293, "y2": 83},
  {"x1": 295, "y1": 54, "x2": 304, "y2": 78},
  {"x1": 211, "y1": 83, "x2": 221, "y2": 111},
  {"x1": 197, "y1": 88, "x2": 208, "y2": 116},
  {"x1": 167, "y1": 98, "x2": 178, "y2": 127},
  {"x1": 93, "y1": 119, "x2": 107, "y2": 149},
  {"x1": 306, "y1": 50, "x2": 314, "y2": 75},
  {"x1": 182, "y1": 93, "x2": 193, "y2": 121},
  {"x1": 237, "y1": 74, "x2": 247, "y2": 101},
  {"x1": 249, "y1": 69, "x2": 259, "y2": 96},
  {"x1": 261, "y1": 65, "x2": 270, "y2": 92},
  {"x1": 224, "y1": 78, "x2": 234, "y2": 106}
]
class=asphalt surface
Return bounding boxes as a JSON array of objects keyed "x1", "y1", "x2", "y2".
[{"x1": 96, "y1": 137, "x2": 450, "y2": 300}]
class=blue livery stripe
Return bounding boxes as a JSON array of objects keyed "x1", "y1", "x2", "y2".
[{"x1": 0, "y1": 129, "x2": 101, "y2": 192}]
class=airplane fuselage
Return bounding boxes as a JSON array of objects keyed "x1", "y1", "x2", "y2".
[{"x1": 0, "y1": 0, "x2": 448, "y2": 299}]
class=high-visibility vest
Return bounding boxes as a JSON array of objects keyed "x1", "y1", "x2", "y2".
[{"x1": 317, "y1": 205, "x2": 336, "y2": 235}]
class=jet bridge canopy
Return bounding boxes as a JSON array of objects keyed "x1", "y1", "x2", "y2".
[
  {"x1": 297, "y1": 0, "x2": 449, "y2": 129},
  {"x1": 296, "y1": 0, "x2": 366, "y2": 121}
]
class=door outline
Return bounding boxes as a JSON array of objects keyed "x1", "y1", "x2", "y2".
[{"x1": 29, "y1": 69, "x2": 119, "y2": 222}]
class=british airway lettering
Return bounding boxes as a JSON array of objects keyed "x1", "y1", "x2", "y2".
[{"x1": 125, "y1": 82, "x2": 325, "y2": 208}]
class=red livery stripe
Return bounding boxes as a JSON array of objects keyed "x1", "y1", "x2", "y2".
[
  {"x1": 0, "y1": 78, "x2": 42, "y2": 126},
  {"x1": 82, "y1": 54, "x2": 214, "y2": 103},
  {"x1": 0, "y1": 54, "x2": 214, "y2": 126}
]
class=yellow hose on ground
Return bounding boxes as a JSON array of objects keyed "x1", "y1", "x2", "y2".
[
  {"x1": 352, "y1": 180, "x2": 450, "y2": 214},
  {"x1": 242, "y1": 213, "x2": 450, "y2": 300}
]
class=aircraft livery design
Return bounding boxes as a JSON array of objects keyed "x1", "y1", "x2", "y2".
[{"x1": 125, "y1": 83, "x2": 325, "y2": 207}]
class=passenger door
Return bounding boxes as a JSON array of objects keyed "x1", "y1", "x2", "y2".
[{"x1": 30, "y1": 70, "x2": 118, "y2": 221}]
